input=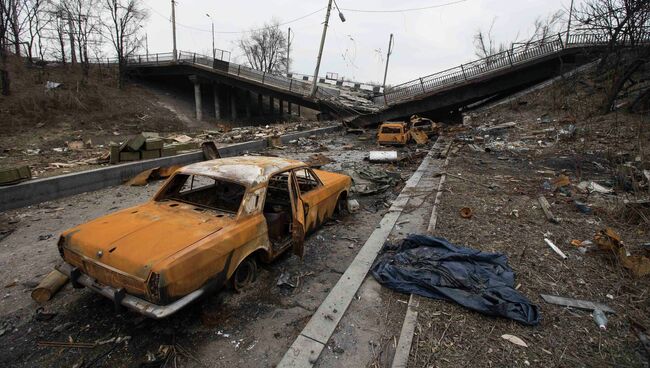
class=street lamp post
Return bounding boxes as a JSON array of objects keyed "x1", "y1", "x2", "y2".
[
  {"x1": 206, "y1": 13, "x2": 215, "y2": 59},
  {"x1": 310, "y1": 0, "x2": 345, "y2": 97},
  {"x1": 171, "y1": 0, "x2": 177, "y2": 61}
]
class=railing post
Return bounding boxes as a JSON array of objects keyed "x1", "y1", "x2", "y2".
[
  {"x1": 237, "y1": 65, "x2": 241, "y2": 76},
  {"x1": 193, "y1": 53, "x2": 196, "y2": 63},
  {"x1": 156, "y1": 54, "x2": 159, "y2": 64},
  {"x1": 262, "y1": 72, "x2": 265, "y2": 84},
  {"x1": 289, "y1": 79, "x2": 293, "y2": 91},
  {"x1": 506, "y1": 50, "x2": 514, "y2": 66},
  {"x1": 460, "y1": 64, "x2": 467, "y2": 80},
  {"x1": 419, "y1": 78, "x2": 426, "y2": 93},
  {"x1": 557, "y1": 33, "x2": 564, "y2": 48}
]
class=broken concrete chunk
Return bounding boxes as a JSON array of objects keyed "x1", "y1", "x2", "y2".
[
  {"x1": 0, "y1": 166, "x2": 32, "y2": 185},
  {"x1": 125, "y1": 134, "x2": 146, "y2": 152},
  {"x1": 144, "y1": 138, "x2": 164, "y2": 151}
]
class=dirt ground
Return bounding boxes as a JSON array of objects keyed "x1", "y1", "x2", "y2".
[
  {"x1": 408, "y1": 78, "x2": 650, "y2": 367},
  {"x1": 0, "y1": 130, "x2": 428, "y2": 368},
  {"x1": 0, "y1": 58, "x2": 329, "y2": 179}
]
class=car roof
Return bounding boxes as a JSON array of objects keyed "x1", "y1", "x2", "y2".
[{"x1": 179, "y1": 156, "x2": 306, "y2": 187}]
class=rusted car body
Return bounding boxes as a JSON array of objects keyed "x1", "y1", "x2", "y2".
[
  {"x1": 377, "y1": 122, "x2": 409, "y2": 145},
  {"x1": 408, "y1": 115, "x2": 438, "y2": 137},
  {"x1": 56, "y1": 156, "x2": 351, "y2": 319}
]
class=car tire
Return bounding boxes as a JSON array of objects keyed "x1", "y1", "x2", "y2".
[
  {"x1": 336, "y1": 195, "x2": 349, "y2": 215},
  {"x1": 231, "y1": 256, "x2": 257, "y2": 292}
]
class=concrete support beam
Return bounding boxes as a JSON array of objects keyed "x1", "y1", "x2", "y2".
[
  {"x1": 245, "y1": 91, "x2": 252, "y2": 119},
  {"x1": 230, "y1": 87, "x2": 238, "y2": 121},
  {"x1": 257, "y1": 94, "x2": 263, "y2": 115},
  {"x1": 189, "y1": 75, "x2": 202, "y2": 121},
  {"x1": 213, "y1": 83, "x2": 221, "y2": 120}
]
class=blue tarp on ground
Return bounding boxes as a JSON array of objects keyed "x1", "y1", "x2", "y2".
[{"x1": 371, "y1": 235, "x2": 541, "y2": 326}]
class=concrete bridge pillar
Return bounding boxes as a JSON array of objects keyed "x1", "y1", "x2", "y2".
[
  {"x1": 257, "y1": 94, "x2": 263, "y2": 115},
  {"x1": 213, "y1": 83, "x2": 221, "y2": 120},
  {"x1": 230, "y1": 87, "x2": 238, "y2": 121},
  {"x1": 279, "y1": 99, "x2": 284, "y2": 117},
  {"x1": 269, "y1": 97, "x2": 275, "y2": 115},
  {"x1": 288, "y1": 102, "x2": 292, "y2": 116},
  {"x1": 189, "y1": 75, "x2": 202, "y2": 121},
  {"x1": 245, "y1": 91, "x2": 252, "y2": 119}
]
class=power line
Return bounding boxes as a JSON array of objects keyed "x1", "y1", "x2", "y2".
[
  {"x1": 340, "y1": 0, "x2": 469, "y2": 13},
  {"x1": 144, "y1": 3, "x2": 325, "y2": 34}
]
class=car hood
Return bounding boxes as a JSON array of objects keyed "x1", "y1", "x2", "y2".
[{"x1": 63, "y1": 201, "x2": 234, "y2": 280}]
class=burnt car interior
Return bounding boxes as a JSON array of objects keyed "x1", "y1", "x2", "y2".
[
  {"x1": 381, "y1": 126, "x2": 402, "y2": 134},
  {"x1": 264, "y1": 172, "x2": 292, "y2": 245},
  {"x1": 157, "y1": 174, "x2": 245, "y2": 214}
]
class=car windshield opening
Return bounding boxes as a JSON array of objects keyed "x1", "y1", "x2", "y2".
[{"x1": 157, "y1": 174, "x2": 245, "y2": 213}]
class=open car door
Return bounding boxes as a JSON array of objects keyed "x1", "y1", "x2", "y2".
[{"x1": 288, "y1": 171, "x2": 306, "y2": 258}]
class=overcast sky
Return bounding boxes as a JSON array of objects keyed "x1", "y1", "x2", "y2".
[{"x1": 141, "y1": 0, "x2": 576, "y2": 85}]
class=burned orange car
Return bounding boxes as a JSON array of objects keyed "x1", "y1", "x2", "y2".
[{"x1": 56, "y1": 156, "x2": 352, "y2": 319}]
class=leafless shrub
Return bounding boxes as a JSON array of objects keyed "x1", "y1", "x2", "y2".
[{"x1": 238, "y1": 19, "x2": 288, "y2": 75}]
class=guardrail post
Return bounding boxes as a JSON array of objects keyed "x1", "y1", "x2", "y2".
[
  {"x1": 419, "y1": 78, "x2": 426, "y2": 93},
  {"x1": 460, "y1": 64, "x2": 467, "y2": 80}
]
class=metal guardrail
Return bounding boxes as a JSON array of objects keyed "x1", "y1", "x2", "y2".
[{"x1": 380, "y1": 31, "x2": 650, "y2": 106}]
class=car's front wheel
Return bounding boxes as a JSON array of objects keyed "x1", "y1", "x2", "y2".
[{"x1": 231, "y1": 256, "x2": 257, "y2": 292}]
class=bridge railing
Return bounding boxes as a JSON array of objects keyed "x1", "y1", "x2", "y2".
[
  {"x1": 381, "y1": 30, "x2": 649, "y2": 105},
  {"x1": 120, "y1": 50, "x2": 338, "y2": 100}
]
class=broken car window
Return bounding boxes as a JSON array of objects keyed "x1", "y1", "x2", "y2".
[
  {"x1": 157, "y1": 174, "x2": 246, "y2": 214},
  {"x1": 294, "y1": 168, "x2": 320, "y2": 193},
  {"x1": 381, "y1": 126, "x2": 402, "y2": 134}
]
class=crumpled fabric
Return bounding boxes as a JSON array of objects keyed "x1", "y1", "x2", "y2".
[{"x1": 371, "y1": 235, "x2": 541, "y2": 326}]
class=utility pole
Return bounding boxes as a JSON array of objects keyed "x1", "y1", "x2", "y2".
[
  {"x1": 287, "y1": 27, "x2": 292, "y2": 76},
  {"x1": 206, "y1": 14, "x2": 214, "y2": 59},
  {"x1": 382, "y1": 33, "x2": 394, "y2": 91},
  {"x1": 171, "y1": 0, "x2": 177, "y2": 61},
  {"x1": 310, "y1": 0, "x2": 345, "y2": 97},
  {"x1": 565, "y1": 0, "x2": 574, "y2": 45}
]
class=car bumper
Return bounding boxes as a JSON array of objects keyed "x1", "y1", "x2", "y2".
[{"x1": 57, "y1": 263, "x2": 205, "y2": 319}]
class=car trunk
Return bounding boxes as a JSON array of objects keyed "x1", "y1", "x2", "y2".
[{"x1": 64, "y1": 201, "x2": 233, "y2": 281}]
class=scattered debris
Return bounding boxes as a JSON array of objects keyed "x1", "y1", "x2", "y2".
[
  {"x1": 347, "y1": 199, "x2": 360, "y2": 213},
  {"x1": 577, "y1": 181, "x2": 614, "y2": 194},
  {"x1": 0, "y1": 166, "x2": 32, "y2": 185},
  {"x1": 368, "y1": 151, "x2": 398, "y2": 163},
  {"x1": 501, "y1": 334, "x2": 528, "y2": 348},
  {"x1": 539, "y1": 294, "x2": 615, "y2": 313},
  {"x1": 538, "y1": 195, "x2": 560, "y2": 223},
  {"x1": 592, "y1": 309, "x2": 608, "y2": 331},
  {"x1": 125, "y1": 165, "x2": 181, "y2": 186},
  {"x1": 306, "y1": 153, "x2": 333, "y2": 168},
  {"x1": 544, "y1": 238, "x2": 567, "y2": 259},
  {"x1": 33, "y1": 307, "x2": 57, "y2": 321},
  {"x1": 201, "y1": 141, "x2": 221, "y2": 160},
  {"x1": 31, "y1": 269, "x2": 69, "y2": 303},
  {"x1": 45, "y1": 81, "x2": 62, "y2": 90},
  {"x1": 594, "y1": 228, "x2": 650, "y2": 277}
]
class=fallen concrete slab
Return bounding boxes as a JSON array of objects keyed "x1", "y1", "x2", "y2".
[{"x1": 0, "y1": 125, "x2": 341, "y2": 212}]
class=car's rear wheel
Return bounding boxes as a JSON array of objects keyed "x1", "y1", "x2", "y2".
[
  {"x1": 232, "y1": 257, "x2": 257, "y2": 292},
  {"x1": 336, "y1": 194, "x2": 349, "y2": 215}
]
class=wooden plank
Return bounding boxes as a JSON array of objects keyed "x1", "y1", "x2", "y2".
[
  {"x1": 540, "y1": 294, "x2": 615, "y2": 314},
  {"x1": 538, "y1": 195, "x2": 560, "y2": 223}
]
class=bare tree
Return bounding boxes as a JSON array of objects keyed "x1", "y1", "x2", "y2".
[
  {"x1": 473, "y1": 18, "x2": 507, "y2": 66},
  {"x1": 62, "y1": 0, "x2": 100, "y2": 74},
  {"x1": 574, "y1": 0, "x2": 650, "y2": 111},
  {"x1": 238, "y1": 19, "x2": 288, "y2": 74},
  {"x1": 100, "y1": 0, "x2": 147, "y2": 88}
]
